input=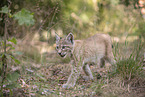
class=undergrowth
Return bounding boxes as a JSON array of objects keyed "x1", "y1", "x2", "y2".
[
  {"x1": 1, "y1": 38, "x2": 145, "y2": 97},
  {"x1": 111, "y1": 39, "x2": 144, "y2": 87}
]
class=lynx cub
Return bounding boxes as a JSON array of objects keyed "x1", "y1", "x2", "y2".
[{"x1": 55, "y1": 33, "x2": 116, "y2": 88}]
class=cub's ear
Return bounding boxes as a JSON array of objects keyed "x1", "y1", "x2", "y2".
[
  {"x1": 66, "y1": 33, "x2": 74, "y2": 44},
  {"x1": 55, "y1": 33, "x2": 60, "y2": 43}
]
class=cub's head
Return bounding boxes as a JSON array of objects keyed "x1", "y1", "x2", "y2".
[{"x1": 55, "y1": 33, "x2": 74, "y2": 58}]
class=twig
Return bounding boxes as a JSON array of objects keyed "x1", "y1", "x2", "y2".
[
  {"x1": 143, "y1": 53, "x2": 145, "y2": 63},
  {"x1": 1, "y1": 1, "x2": 11, "y2": 96}
]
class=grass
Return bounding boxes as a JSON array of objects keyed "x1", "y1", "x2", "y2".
[
  {"x1": 1, "y1": 39, "x2": 145, "y2": 97},
  {"x1": 112, "y1": 40, "x2": 144, "y2": 80}
]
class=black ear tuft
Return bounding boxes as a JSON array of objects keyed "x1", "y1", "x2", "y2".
[{"x1": 66, "y1": 33, "x2": 74, "y2": 44}]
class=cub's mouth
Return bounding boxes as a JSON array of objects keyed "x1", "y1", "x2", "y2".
[{"x1": 58, "y1": 52, "x2": 67, "y2": 57}]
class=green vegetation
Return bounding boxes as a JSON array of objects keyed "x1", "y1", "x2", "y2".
[{"x1": 0, "y1": 0, "x2": 145, "y2": 96}]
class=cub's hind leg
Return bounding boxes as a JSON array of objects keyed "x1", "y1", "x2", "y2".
[
  {"x1": 97, "y1": 57, "x2": 105, "y2": 68},
  {"x1": 106, "y1": 52, "x2": 116, "y2": 65},
  {"x1": 82, "y1": 63, "x2": 93, "y2": 81},
  {"x1": 100, "y1": 58, "x2": 105, "y2": 68}
]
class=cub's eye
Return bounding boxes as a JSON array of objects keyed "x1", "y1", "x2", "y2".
[
  {"x1": 56, "y1": 46, "x2": 59, "y2": 49},
  {"x1": 62, "y1": 46, "x2": 66, "y2": 49}
]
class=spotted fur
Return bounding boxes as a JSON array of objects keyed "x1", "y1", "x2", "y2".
[{"x1": 55, "y1": 33, "x2": 116, "y2": 88}]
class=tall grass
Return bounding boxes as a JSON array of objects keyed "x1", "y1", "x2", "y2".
[{"x1": 111, "y1": 39, "x2": 144, "y2": 86}]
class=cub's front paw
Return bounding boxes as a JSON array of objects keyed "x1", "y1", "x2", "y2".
[
  {"x1": 62, "y1": 84, "x2": 73, "y2": 89},
  {"x1": 83, "y1": 76, "x2": 93, "y2": 81}
]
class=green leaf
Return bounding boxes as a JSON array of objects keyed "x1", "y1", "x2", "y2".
[
  {"x1": 12, "y1": 51, "x2": 23, "y2": 55},
  {"x1": 7, "y1": 72, "x2": 20, "y2": 82},
  {"x1": 5, "y1": 83, "x2": 21, "y2": 89},
  {"x1": 0, "y1": 18, "x2": 2, "y2": 21},
  {"x1": 8, "y1": 13, "x2": 13, "y2": 18},
  {"x1": 13, "y1": 8, "x2": 35, "y2": 26},
  {"x1": 7, "y1": 47, "x2": 15, "y2": 51},
  {"x1": 10, "y1": 55, "x2": 21, "y2": 64},
  {"x1": 6, "y1": 43, "x2": 13, "y2": 46},
  {"x1": 14, "y1": 59, "x2": 21, "y2": 64},
  {"x1": 0, "y1": 6, "x2": 9, "y2": 14},
  {"x1": 8, "y1": 37, "x2": 17, "y2": 44},
  {"x1": 5, "y1": 84, "x2": 16, "y2": 89},
  {"x1": 9, "y1": 89, "x2": 13, "y2": 96}
]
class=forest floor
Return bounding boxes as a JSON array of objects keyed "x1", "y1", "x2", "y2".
[{"x1": 2, "y1": 37, "x2": 145, "y2": 97}]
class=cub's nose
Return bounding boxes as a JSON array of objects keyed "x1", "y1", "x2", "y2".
[{"x1": 58, "y1": 53, "x2": 61, "y2": 55}]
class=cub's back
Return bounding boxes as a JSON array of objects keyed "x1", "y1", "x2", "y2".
[
  {"x1": 73, "y1": 34, "x2": 112, "y2": 59},
  {"x1": 85, "y1": 33, "x2": 112, "y2": 46}
]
